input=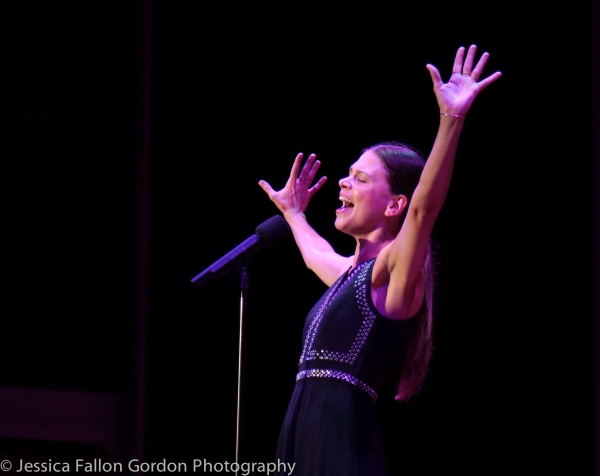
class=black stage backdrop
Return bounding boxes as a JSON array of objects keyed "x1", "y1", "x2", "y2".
[{"x1": 2, "y1": 2, "x2": 595, "y2": 475}]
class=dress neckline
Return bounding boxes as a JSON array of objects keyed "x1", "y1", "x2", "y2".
[{"x1": 344, "y1": 257, "x2": 376, "y2": 277}]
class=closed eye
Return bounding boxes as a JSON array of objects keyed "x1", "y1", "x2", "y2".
[{"x1": 348, "y1": 166, "x2": 370, "y2": 183}]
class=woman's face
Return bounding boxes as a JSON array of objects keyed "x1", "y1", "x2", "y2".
[{"x1": 335, "y1": 150, "x2": 395, "y2": 238}]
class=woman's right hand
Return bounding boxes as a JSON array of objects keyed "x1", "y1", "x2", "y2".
[{"x1": 259, "y1": 152, "x2": 327, "y2": 216}]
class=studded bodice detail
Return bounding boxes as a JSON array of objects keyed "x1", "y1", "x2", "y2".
[
  {"x1": 295, "y1": 258, "x2": 414, "y2": 399},
  {"x1": 299, "y1": 260, "x2": 375, "y2": 365}
]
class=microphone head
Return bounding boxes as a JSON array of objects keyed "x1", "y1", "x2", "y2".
[{"x1": 255, "y1": 215, "x2": 290, "y2": 248}]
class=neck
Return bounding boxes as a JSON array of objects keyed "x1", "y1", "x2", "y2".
[{"x1": 352, "y1": 237, "x2": 392, "y2": 268}]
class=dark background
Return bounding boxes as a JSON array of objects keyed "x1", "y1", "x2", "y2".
[{"x1": 3, "y1": 2, "x2": 596, "y2": 475}]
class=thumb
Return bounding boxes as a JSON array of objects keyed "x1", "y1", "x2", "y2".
[
  {"x1": 258, "y1": 180, "x2": 274, "y2": 196},
  {"x1": 426, "y1": 64, "x2": 443, "y2": 90}
]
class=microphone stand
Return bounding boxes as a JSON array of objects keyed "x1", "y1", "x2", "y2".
[
  {"x1": 233, "y1": 256, "x2": 249, "y2": 476},
  {"x1": 190, "y1": 215, "x2": 290, "y2": 475}
]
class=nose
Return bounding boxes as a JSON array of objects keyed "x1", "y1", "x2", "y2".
[{"x1": 339, "y1": 176, "x2": 351, "y2": 189}]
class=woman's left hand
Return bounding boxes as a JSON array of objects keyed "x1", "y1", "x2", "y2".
[
  {"x1": 259, "y1": 152, "x2": 327, "y2": 216},
  {"x1": 426, "y1": 44, "x2": 502, "y2": 117}
]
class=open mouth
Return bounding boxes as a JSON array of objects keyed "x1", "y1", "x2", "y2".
[{"x1": 339, "y1": 196, "x2": 354, "y2": 210}]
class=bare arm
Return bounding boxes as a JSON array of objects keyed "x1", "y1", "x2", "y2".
[
  {"x1": 259, "y1": 153, "x2": 351, "y2": 286},
  {"x1": 380, "y1": 45, "x2": 502, "y2": 319}
]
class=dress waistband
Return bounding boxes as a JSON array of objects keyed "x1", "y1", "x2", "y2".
[{"x1": 296, "y1": 368, "x2": 377, "y2": 402}]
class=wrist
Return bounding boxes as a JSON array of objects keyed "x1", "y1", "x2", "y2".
[
  {"x1": 283, "y1": 208, "x2": 307, "y2": 222},
  {"x1": 440, "y1": 112, "x2": 465, "y2": 118}
]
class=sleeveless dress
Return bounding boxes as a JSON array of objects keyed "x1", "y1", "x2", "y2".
[{"x1": 275, "y1": 258, "x2": 415, "y2": 476}]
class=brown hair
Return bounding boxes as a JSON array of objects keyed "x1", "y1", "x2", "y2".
[{"x1": 366, "y1": 141, "x2": 435, "y2": 402}]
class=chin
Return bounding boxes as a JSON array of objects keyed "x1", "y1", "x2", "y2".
[{"x1": 334, "y1": 217, "x2": 350, "y2": 234}]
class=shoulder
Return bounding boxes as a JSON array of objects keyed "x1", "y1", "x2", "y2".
[{"x1": 320, "y1": 254, "x2": 355, "y2": 288}]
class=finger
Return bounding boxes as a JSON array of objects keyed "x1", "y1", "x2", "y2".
[
  {"x1": 299, "y1": 153, "x2": 317, "y2": 182},
  {"x1": 308, "y1": 176, "x2": 328, "y2": 196},
  {"x1": 258, "y1": 180, "x2": 274, "y2": 196},
  {"x1": 470, "y1": 51, "x2": 489, "y2": 80},
  {"x1": 290, "y1": 153, "x2": 304, "y2": 181},
  {"x1": 426, "y1": 64, "x2": 443, "y2": 90},
  {"x1": 452, "y1": 46, "x2": 465, "y2": 75},
  {"x1": 462, "y1": 44, "x2": 477, "y2": 76},
  {"x1": 477, "y1": 71, "x2": 502, "y2": 91},
  {"x1": 304, "y1": 158, "x2": 322, "y2": 185}
]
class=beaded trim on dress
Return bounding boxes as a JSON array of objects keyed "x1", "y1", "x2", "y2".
[
  {"x1": 298, "y1": 259, "x2": 378, "y2": 366},
  {"x1": 296, "y1": 368, "x2": 378, "y2": 402}
]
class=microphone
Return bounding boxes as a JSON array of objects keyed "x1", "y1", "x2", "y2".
[{"x1": 191, "y1": 215, "x2": 290, "y2": 287}]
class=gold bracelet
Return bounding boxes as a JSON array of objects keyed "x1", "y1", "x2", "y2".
[{"x1": 440, "y1": 112, "x2": 465, "y2": 118}]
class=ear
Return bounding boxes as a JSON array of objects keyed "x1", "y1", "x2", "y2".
[{"x1": 384, "y1": 195, "x2": 408, "y2": 217}]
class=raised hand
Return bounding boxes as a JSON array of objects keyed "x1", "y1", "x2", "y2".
[
  {"x1": 259, "y1": 152, "x2": 328, "y2": 216},
  {"x1": 426, "y1": 45, "x2": 502, "y2": 117}
]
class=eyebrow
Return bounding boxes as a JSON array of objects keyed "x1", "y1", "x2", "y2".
[{"x1": 349, "y1": 166, "x2": 369, "y2": 177}]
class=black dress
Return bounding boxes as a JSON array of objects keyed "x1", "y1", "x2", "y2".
[{"x1": 275, "y1": 258, "x2": 414, "y2": 476}]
